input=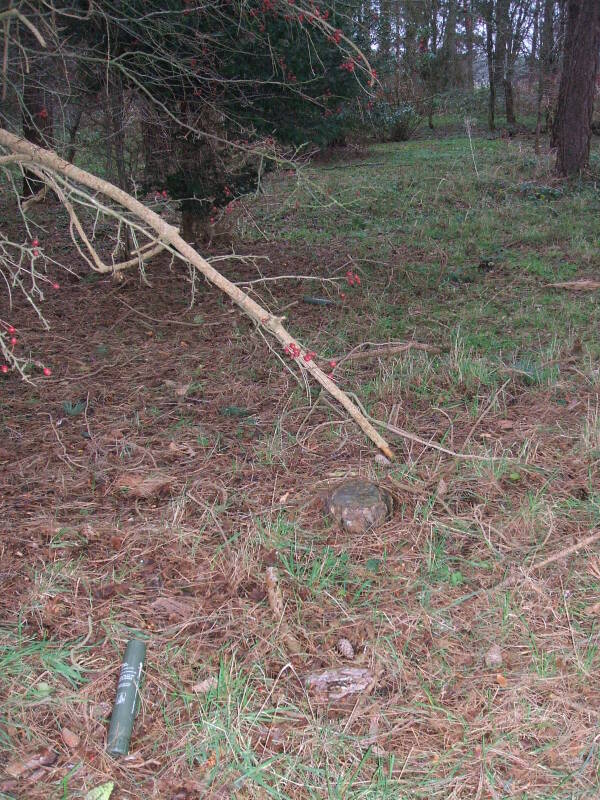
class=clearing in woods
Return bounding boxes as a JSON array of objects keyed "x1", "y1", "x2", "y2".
[{"x1": 2, "y1": 133, "x2": 600, "y2": 799}]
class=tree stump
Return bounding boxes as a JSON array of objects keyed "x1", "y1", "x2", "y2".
[{"x1": 325, "y1": 479, "x2": 392, "y2": 533}]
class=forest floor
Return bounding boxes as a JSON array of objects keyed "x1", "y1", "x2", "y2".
[{"x1": 2, "y1": 130, "x2": 600, "y2": 800}]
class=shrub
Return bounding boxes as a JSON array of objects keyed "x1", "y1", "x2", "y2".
[{"x1": 365, "y1": 101, "x2": 422, "y2": 142}]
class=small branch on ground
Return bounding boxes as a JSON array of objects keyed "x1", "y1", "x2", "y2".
[
  {"x1": 334, "y1": 341, "x2": 442, "y2": 362},
  {"x1": 544, "y1": 280, "x2": 600, "y2": 291},
  {"x1": 265, "y1": 567, "x2": 304, "y2": 658},
  {"x1": 0, "y1": 130, "x2": 394, "y2": 460}
]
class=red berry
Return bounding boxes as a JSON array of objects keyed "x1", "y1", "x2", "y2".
[
  {"x1": 354, "y1": 275, "x2": 361, "y2": 285},
  {"x1": 43, "y1": 367, "x2": 52, "y2": 377},
  {"x1": 162, "y1": 189, "x2": 167, "y2": 198},
  {"x1": 8, "y1": 326, "x2": 15, "y2": 334},
  {"x1": 32, "y1": 238, "x2": 39, "y2": 247},
  {"x1": 1, "y1": 365, "x2": 8, "y2": 374},
  {"x1": 33, "y1": 249, "x2": 39, "y2": 257},
  {"x1": 52, "y1": 282, "x2": 60, "y2": 290},
  {"x1": 10, "y1": 337, "x2": 17, "y2": 346},
  {"x1": 329, "y1": 360, "x2": 337, "y2": 368},
  {"x1": 340, "y1": 293, "x2": 345, "y2": 300}
]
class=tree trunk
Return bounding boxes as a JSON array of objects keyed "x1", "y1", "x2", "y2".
[
  {"x1": 531, "y1": 0, "x2": 540, "y2": 65},
  {"x1": 554, "y1": 0, "x2": 600, "y2": 175},
  {"x1": 65, "y1": 106, "x2": 83, "y2": 164},
  {"x1": 441, "y1": 0, "x2": 460, "y2": 90},
  {"x1": 107, "y1": 76, "x2": 128, "y2": 191},
  {"x1": 537, "y1": 0, "x2": 556, "y2": 141},
  {"x1": 464, "y1": 0, "x2": 475, "y2": 91},
  {"x1": 504, "y1": 72, "x2": 516, "y2": 124},
  {"x1": 104, "y1": 74, "x2": 131, "y2": 257},
  {"x1": 394, "y1": 0, "x2": 401, "y2": 106},
  {"x1": 495, "y1": 0, "x2": 510, "y2": 121},
  {"x1": 378, "y1": 0, "x2": 392, "y2": 60},
  {"x1": 21, "y1": 65, "x2": 54, "y2": 197},
  {"x1": 485, "y1": 2, "x2": 496, "y2": 130}
]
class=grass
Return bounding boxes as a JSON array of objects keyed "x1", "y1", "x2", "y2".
[{"x1": 2, "y1": 130, "x2": 600, "y2": 798}]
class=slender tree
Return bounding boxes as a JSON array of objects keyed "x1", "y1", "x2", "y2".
[
  {"x1": 463, "y1": 0, "x2": 475, "y2": 91},
  {"x1": 554, "y1": 0, "x2": 600, "y2": 175}
]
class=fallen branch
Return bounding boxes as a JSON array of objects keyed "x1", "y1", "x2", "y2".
[
  {"x1": 545, "y1": 280, "x2": 600, "y2": 291},
  {"x1": 21, "y1": 185, "x2": 48, "y2": 212},
  {"x1": 531, "y1": 530, "x2": 600, "y2": 571},
  {"x1": 335, "y1": 341, "x2": 441, "y2": 362},
  {"x1": 0, "y1": 130, "x2": 394, "y2": 459}
]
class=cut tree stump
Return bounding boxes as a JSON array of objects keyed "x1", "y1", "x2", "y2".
[{"x1": 326, "y1": 478, "x2": 392, "y2": 533}]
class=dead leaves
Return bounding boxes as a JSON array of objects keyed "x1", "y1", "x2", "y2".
[
  {"x1": 164, "y1": 379, "x2": 191, "y2": 398},
  {"x1": 5, "y1": 748, "x2": 57, "y2": 779},
  {"x1": 151, "y1": 596, "x2": 198, "y2": 622},
  {"x1": 192, "y1": 676, "x2": 218, "y2": 693},
  {"x1": 305, "y1": 666, "x2": 375, "y2": 702},
  {"x1": 497, "y1": 419, "x2": 515, "y2": 431},
  {"x1": 113, "y1": 473, "x2": 175, "y2": 499},
  {"x1": 61, "y1": 727, "x2": 80, "y2": 749}
]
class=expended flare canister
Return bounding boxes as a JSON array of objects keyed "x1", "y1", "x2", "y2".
[{"x1": 106, "y1": 639, "x2": 146, "y2": 756}]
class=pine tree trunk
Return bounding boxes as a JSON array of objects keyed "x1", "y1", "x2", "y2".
[
  {"x1": 495, "y1": 0, "x2": 510, "y2": 121},
  {"x1": 441, "y1": 0, "x2": 459, "y2": 90},
  {"x1": 554, "y1": 0, "x2": 600, "y2": 176},
  {"x1": 464, "y1": 0, "x2": 475, "y2": 91}
]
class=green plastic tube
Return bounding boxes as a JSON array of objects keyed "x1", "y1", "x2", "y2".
[{"x1": 106, "y1": 639, "x2": 146, "y2": 757}]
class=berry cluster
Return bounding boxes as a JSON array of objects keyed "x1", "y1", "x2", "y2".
[
  {"x1": 283, "y1": 342, "x2": 301, "y2": 358},
  {"x1": 1, "y1": 322, "x2": 52, "y2": 377},
  {"x1": 346, "y1": 270, "x2": 361, "y2": 286}
]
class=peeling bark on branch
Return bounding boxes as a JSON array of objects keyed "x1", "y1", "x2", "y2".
[{"x1": 0, "y1": 130, "x2": 394, "y2": 460}]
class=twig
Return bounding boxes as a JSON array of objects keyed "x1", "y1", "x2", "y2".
[
  {"x1": 350, "y1": 394, "x2": 510, "y2": 462},
  {"x1": 234, "y1": 274, "x2": 340, "y2": 287},
  {"x1": 21, "y1": 185, "x2": 48, "y2": 211},
  {"x1": 265, "y1": 567, "x2": 303, "y2": 658},
  {"x1": 544, "y1": 280, "x2": 600, "y2": 291},
  {"x1": 463, "y1": 378, "x2": 510, "y2": 448},
  {"x1": 464, "y1": 117, "x2": 480, "y2": 179},
  {"x1": 531, "y1": 530, "x2": 600, "y2": 571},
  {"x1": 334, "y1": 341, "x2": 441, "y2": 362}
]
